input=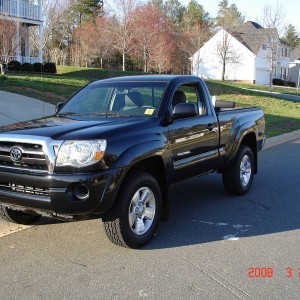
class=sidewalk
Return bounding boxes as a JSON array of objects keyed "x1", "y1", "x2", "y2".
[
  {"x1": 242, "y1": 88, "x2": 300, "y2": 101},
  {"x1": 0, "y1": 90, "x2": 55, "y2": 126},
  {"x1": 263, "y1": 129, "x2": 300, "y2": 150}
]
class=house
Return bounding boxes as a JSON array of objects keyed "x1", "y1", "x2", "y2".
[
  {"x1": 288, "y1": 48, "x2": 300, "y2": 86},
  {"x1": 191, "y1": 21, "x2": 291, "y2": 84},
  {"x1": 0, "y1": 0, "x2": 43, "y2": 64}
]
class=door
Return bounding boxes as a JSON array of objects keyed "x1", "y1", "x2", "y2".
[{"x1": 168, "y1": 84, "x2": 219, "y2": 184}]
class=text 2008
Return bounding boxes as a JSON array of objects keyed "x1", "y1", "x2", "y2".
[
  {"x1": 248, "y1": 267, "x2": 300, "y2": 278},
  {"x1": 248, "y1": 267, "x2": 274, "y2": 278}
]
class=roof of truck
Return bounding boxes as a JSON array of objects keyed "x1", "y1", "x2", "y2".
[{"x1": 94, "y1": 75, "x2": 201, "y2": 83}]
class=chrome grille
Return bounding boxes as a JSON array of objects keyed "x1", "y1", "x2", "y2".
[
  {"x1": 0, "y1": 182, "x2": 50, "y2": 197},
  {"x1": 0, "y1": 141, "x2": 48, "y2": 172}
]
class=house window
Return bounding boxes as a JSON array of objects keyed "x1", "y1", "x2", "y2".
[{"x1": 262, "y1": 43, "x2": 266, "y2": 50}]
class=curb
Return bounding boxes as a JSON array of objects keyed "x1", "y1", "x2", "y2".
[
  {"x1": 242, "y1": 88, "x2": 300, "y2": 102},
  {"x1": 263, "y1": 129, "x2": 300, "y2": 150}
]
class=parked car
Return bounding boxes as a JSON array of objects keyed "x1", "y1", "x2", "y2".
[{"x1": 0, "y1": 75, "x2": 265, "y2": 248}]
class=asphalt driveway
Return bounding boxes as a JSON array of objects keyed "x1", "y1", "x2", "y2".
[{"x1": 0, "y1": 137, "x2": 299, "y2": 299}]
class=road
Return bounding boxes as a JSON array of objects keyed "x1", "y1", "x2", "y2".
[{"x1": 0, "y1": 138, "x2": 300, "y2": 300}]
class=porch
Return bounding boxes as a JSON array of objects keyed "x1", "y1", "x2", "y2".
[
  {"x1": 0, "y1": 55, "x2": 40, "y2": 64},
  {"x1": 0, "y1": 0, "x2": 42, "y2": 23}
]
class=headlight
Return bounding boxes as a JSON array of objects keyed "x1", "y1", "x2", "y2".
[{"x1": 56, "y1": 140, "x2": 107, "y2": 168}]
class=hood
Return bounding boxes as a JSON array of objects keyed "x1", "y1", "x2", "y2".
[{"x1": 0, "y1": 115, "x2": 153, "y2": 140}]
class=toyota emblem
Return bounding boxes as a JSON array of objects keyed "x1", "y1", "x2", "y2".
[{"x1": 10, "y1": 147, "x2": 23, "y2": 162}]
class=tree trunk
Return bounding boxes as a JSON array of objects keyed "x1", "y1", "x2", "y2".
[
  {"x1": 143, "y1": 45, "x2": 148, "y2": 73},
  {"x1": 269, "y1": 72, "x2": 273, "y2": 92},
  {"x1": 269, "y1": 58, "x2": 273, "y2": 92},
  {"x1": 100, "y1": 57, "x2": 103, "y2": 69},
  {"x1": 222, "y1": 61, "x2": 226, "y2": 81},
  {"x1": 122, "y1": 51, "x2": 125, "y2": 71},
  {"x1": 0, "y1": 64, "x2": 4, "y2": 75}
]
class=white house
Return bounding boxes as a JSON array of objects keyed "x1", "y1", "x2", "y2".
[
  {"x1": 289, "y1": 48, "x2": 300, "y2": 86},
  {"x1": 0, "y1": 0, "x2": 43, "y2": 64},
  {"x1": 191, "y1": 21, "x2": 291, "y2": 84}
]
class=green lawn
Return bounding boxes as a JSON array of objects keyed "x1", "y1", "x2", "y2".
[
  {"x1": 206, "y1": 80, "x2": 300, "y2": 137},
  {"x1": 0, "y1": 66, "x2": 144, "y2": 104},
  {"x1": 0, "y1": 66, "x2": 299, "y2": 137}
]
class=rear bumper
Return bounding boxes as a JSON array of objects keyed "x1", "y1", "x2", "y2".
[{"x1": 0, "y1": 168, "x2": 124, "y2": 215}]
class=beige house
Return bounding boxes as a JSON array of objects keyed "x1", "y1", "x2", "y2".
[{"x1": 0, "y1": 0, "x2": 43, "y2": 64}]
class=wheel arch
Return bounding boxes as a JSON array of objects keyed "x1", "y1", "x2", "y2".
[
  {"x1": 240, "y1": 132, "x2": 258, "y2": 174},
  {"x1": 121, "y1": 156, "x2": 169, "y2": 221}
]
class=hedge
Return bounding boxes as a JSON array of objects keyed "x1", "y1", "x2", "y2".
[
  {"x1": 8, "y1": 60, "x2": 22, "y2": 71},
  {"x1": 21, "y1": 62, "x2": 34, "y2": 72},
  {"x1": 43, "y1": 62, "x2": 57, "y2": 74},
  {"x1": 33, "y1": 62, "x2": 44, "y2": 72}
]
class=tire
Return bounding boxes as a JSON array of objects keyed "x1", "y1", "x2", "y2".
[
  {"x1": 222, "y1": 145, "x2": 254, "y2": 195},
  {"x1": 102, "y1": 171, "x2": 162, "y2": 248},
  {"x1": 0, "y1": 205, "x2": 41, "y2": 225}
]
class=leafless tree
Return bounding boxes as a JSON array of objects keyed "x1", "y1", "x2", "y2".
[
  {"x1": 260, "y1": 3, "x2": 286, "y2": 91},
  {"x1": 105, "y1": 0, "x2": 140, "y2": 71},
  {"x1": 216, "y1": 29, "x2": 242, "y2": 80},
  {"x1": 180, "y1": 21, "x2": 210, "y2": 76},
  {"x1": 0, "y1": 17, "x2": 26, "y2": 74},
  {"x1": 215, "y1": 1, "x2": 245, "y2": 80}
]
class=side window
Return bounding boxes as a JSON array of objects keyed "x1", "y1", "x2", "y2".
[
  {"x1": 129, "y1": 86, "x2": 164, "y2": 109},
  {"x1": 172, "y1": 85, "x2": 207, "y2": 116}
]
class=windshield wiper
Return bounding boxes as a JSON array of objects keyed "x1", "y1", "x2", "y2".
[
  {"x1": 57, "y1": 112, "x2": 82, "y2": 116},
  {"x1": 84, "y1": 112, "x2": 130, "y2": 117}
]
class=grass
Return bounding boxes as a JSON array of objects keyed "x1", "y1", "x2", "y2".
[
  {"x1": 206, "y1": 80, "x2": 300, "y2": 137},
  {"x1": 0, "y1": 66, "x2": 299, "y2": 137},
  {"x1": 222, "y1": 81, "x2": 300, "y2": 96},
  {"x1": 0, "y1": 66, "x2": 144, "y2": 104}
]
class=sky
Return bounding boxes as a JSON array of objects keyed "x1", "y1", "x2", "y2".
[{"x1": 179, "y1": 0, "x2": 300, "y2": 33}]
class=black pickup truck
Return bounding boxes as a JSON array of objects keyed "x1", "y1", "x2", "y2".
[{"x1": 0, "y1": 75, "x2": 265, "y2": 248}]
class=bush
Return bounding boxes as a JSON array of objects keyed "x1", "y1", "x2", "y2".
[
  {"x1": 272, "y1": 78, "x2": 296, "y2": 88},
  {"x1": 272, "y1": 78, "x2": 284, "y2": 86},
  {"x1": 285, "y1": 81, "x2": 296, "y2": 88},
  {"x1": 8, "y1": 60, "x2": 21, "y2": 71},
  {"x1": 33, "y1": 62, "x2": 44, "y2": 73},
  {"x1": 43, "y1": 62, "x2": 57, "y2": 74},
  {"x1": 21, "y1": 62, "x2": 34, "y2": 72}
]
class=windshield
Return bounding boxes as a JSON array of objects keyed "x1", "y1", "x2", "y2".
[{"x1": 58, "y1": 81, "x2": 167, "y2": 117}]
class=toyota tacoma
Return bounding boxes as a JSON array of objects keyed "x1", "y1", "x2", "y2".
[{"x1": 0, "y1": 75, "x2": 265, "y2": 248}]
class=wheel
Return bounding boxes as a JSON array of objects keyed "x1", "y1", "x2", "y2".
[
  {"x1": 0, "y1": 205, "x2": 41, "y2": 225},
  {"x1": 102, "y1": 171, "x2": 162, "y2": 248},
  {"x1": 222, "y1": 145, "x2": 254, "y2": 195}
]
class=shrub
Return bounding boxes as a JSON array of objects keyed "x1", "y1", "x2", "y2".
[
  {"x1": 285, "y1": 81, "x2": 296, "y2": 88},
  {"x1": 272, "y1": 78, "x2": 284, "y2": 86},
  {"x1": 33, "y1": 62, "x2": 44, "y2": 73},
  {"x1": 44, "y1": 62, "x2": 57, "y2": 74},
  {"x1": 8, "y1": 60, "x2": 22, "y2": 71},
  {"x1": 21, "y1": 62, "x2": 34, "y2": 72}
]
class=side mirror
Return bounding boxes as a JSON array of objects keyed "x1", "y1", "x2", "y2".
[
  {"x1": 55, "y1": 102, "x2": 64, "y2": 113},
  {"x1": 173, "y1": 103, "x2": 198, "y2": 119}
]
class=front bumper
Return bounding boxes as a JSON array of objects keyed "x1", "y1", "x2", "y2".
[{"x1": 0, "y1": 168, "x2": 124, "y2": 215}]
